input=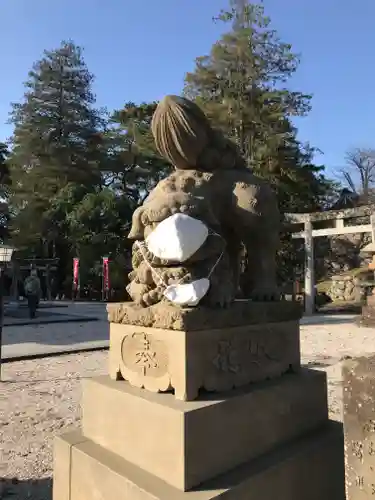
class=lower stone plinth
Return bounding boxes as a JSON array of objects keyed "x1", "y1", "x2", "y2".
[
  {"x1": 82, "y1": 371, "x2": 328, "y2": 491},
  {"x1": 53, "y1": 422, "x2": 345, "y2": 500},
  {"x1": 343, "y1": 355, "x2": 375, "y2": 498},
  {"x1": 109, "y1": 319, "x2": 300, "y2": 401}
]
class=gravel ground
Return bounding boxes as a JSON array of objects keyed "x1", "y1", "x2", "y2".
[
  {"x1": 300, "y1": 317, "x2": 375, "y2": 422},
  {"x1": 1, "y1": 316, "x2": 375, "y2": 499},
  {"x1": 0, "y1": 351, "x2": 107, "y2": 499}
]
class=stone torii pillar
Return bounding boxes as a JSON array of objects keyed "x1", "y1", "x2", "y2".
[
  {"x1": 289, "y1": 207, "x2": 375, "y2": 316},
  {"x1": 303, "y1": 217, "x2": 315, "y2": 316}
]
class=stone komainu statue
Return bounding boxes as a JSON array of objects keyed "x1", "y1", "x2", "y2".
[{"x1": 127, "y1": 95, "x2": 280, "y2": 308}]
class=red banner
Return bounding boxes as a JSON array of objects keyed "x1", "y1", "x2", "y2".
[
  {"x1": 103, "y1": 257, "x2": 110, "y2": 291},
  {"x1": 73, "y1": 258, "x2": 80, "y2": 290}
]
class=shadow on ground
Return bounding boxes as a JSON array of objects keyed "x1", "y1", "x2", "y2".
[
  {"x1": 3, "y1": 307, "x2": 98, "y2": 327},
  {"x1": 301, "y1": 314, "x2": 358, "y2": 326},
  {"x1": 3, "y1": 374, "x2": 94, "y2": 384},
  {"x1": 2, "y1": 318, "x2": 109, "y2": 347},
  {"x1": 318, "y1": 302, "x2": 362, "y2": 315},
  {"x1": 0, "y1": 477, "x2": 52, "y2": 500}
]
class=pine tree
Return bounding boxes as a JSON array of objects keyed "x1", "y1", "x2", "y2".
[
  {"x1": 184, "y1": 0, "x2": 337, "y2": 284},
  {"x1": 0, "y1": 142, "x2": 11, "y2": 199},
  {"x1": 42, "y1": 181, "x2": 133, "y2": 294},
  {"x1": 184, "y1": 1, "x2": 309, "y2": 165},
  {"x1": 184, "y1": 0, "x2": 333, "y2": 214},
  {"x1": 0, "y1": 143, "x2": 11, "y2": 241},
  {"x1": 105, "y1": 101, "x2": 172, "y2": 205},
  {"x1": 8, "y1": 41, "x2": 104, "y2": 252}
]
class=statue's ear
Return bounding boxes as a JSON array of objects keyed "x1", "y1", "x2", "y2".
[{"x1": 128, "y1": 207, "x2": 145, "y2": 240}]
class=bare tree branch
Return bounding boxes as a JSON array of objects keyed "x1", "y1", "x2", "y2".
[{"x1": 338, "y1": 148, "x2": 375, "y2": 204}]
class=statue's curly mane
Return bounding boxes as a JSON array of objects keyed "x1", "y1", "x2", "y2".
[{"x1": 151, "y1": 95, "x2": 246, "y2": 171}]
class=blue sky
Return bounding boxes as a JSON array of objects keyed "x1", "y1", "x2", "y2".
[{"x1": 1, "y1": 0, "x2": 374, "y2": 176}]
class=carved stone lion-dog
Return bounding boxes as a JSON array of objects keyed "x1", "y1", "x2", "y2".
[{"x1": 128, "y1": 95, "x2": 280, "y2": 307}]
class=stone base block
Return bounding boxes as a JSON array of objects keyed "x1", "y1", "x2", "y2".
[
  {"x1": 343, "y1": 355, "x2": 375, "y2": 498},
  {"x1": 106, "y1": 300, "x2": 302, "y2": 331},
  {"x1": 82, "y1": 370, "x2": 328, "y2": 491},
  {"x1": 53, "y1": 422, "x2": 345, "y2": 500},
  {"x1": 108, "y1": 319, "x2": 300, "y2": 401}
]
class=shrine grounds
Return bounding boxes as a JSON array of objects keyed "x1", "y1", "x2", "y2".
[{"x1": 0, "y1": 307, "x2": 371, "y2": 499}]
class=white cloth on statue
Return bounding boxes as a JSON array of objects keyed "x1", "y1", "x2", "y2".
[
  {"x1": 136, "y1": 213, "x2": 224, "y2": 307},
  {"x1": 163, "y1": 278, "x2": 210, "y2": 307},
  {"x1": 145, "y1": 213, "x2": 208, "y2": 262}
]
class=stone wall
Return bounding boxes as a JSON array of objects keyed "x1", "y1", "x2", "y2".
[
  {"x1": 314, "y1": 232, "x2": 371, "y2": 280},
  {"x1": 327, "y1": 275, "x2": 360, "y2": 302}
]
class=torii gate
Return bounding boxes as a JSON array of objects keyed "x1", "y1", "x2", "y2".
[{"x1": 285, "y1": 205, "x2": 375, "y2": 315}]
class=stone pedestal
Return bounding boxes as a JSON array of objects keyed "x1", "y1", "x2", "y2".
[
  {"x1": 53, "y1": 300, "x2": 345, "y2": 499},
  {"x1": 108, "y1": 300, "x2": 301, "y2": 401},
  {"x1": 108, "y1": 320, "x2": 300, "y2": 401},
  {"x1": 343, "y1": 355, "x2": 375, "y2": 498}
]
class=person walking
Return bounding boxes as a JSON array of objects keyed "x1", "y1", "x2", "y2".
[{"x1": 24, "y1": 269, "x2": 41, "y2": 319}]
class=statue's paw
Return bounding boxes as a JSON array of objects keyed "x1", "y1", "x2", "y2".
[
  {"x1": 206, "y1": 287, "x2": 235, "y2": 308},
  {"x1": 249, "y1": 286, "x2": 280, "y2": 302},
  {"x1": 127, "y1": 281, "x2": 149, "y2": 304},
  {"x1": 142, "y1": 287, "x2": 164, "y2": 307}
]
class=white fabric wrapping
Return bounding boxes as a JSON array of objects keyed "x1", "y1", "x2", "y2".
[
  {"x1": 163, "y1": 278, "x2": 210, "y2": 306},
  {"x1": 145, "y1": 213, "x2": 208, "y2": 262}
]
